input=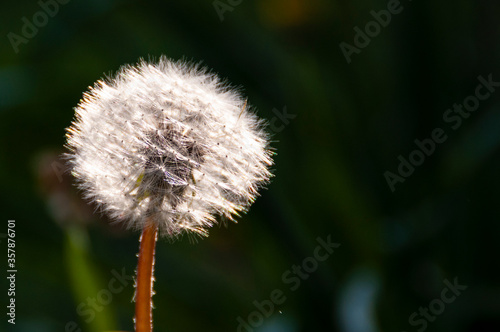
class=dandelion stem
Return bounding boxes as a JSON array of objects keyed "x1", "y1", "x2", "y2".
[{"x1": 135, "y1": 219, "x2": 158, "y2": 332}]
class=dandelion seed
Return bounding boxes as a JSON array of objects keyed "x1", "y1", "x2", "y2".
[{"x1": 65, "y1": 56, "x2": 273, "y2": 238}]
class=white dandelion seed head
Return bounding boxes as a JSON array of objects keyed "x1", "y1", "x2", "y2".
[{"x1": 65, "y1": 57, "x2": 273, "y2": 238}]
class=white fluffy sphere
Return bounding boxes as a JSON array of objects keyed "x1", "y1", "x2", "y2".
[{"x1": 66, "y1": 57, "x2": 272, "y2": 238}]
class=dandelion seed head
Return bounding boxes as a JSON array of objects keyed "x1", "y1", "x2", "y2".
[{"x1": 66, "y1": 57, "x2": 272, "y2": 238}]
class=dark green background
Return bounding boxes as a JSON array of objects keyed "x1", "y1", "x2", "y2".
[{"x1": 1, "y1": 0, "x2": 500, "y2": 331}]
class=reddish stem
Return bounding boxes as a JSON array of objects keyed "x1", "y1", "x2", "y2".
[{"x1": 135, "y1": 220, "x2": 158, "y2": 332}]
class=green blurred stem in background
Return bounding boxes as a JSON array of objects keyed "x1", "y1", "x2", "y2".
[{"x1": 65, "y1": 225, "x2": 117, "y2": 332}]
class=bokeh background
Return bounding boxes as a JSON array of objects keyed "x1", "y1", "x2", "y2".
[{"x1": 1, "y1": 0, "x2": 500, "y2": 331}]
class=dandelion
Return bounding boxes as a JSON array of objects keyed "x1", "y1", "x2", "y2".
[{"x1": 65, "y1": 57, "x2": 273, "y2": 331}]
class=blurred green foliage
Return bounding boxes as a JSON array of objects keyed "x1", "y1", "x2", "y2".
[{"x1": 1, "y1": 0, "x2": 500, "y2": 331}]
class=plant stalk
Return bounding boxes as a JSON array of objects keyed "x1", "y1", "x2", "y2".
[{"x1": 135, "y1": 220, "x2": 158, "y2": 332}]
